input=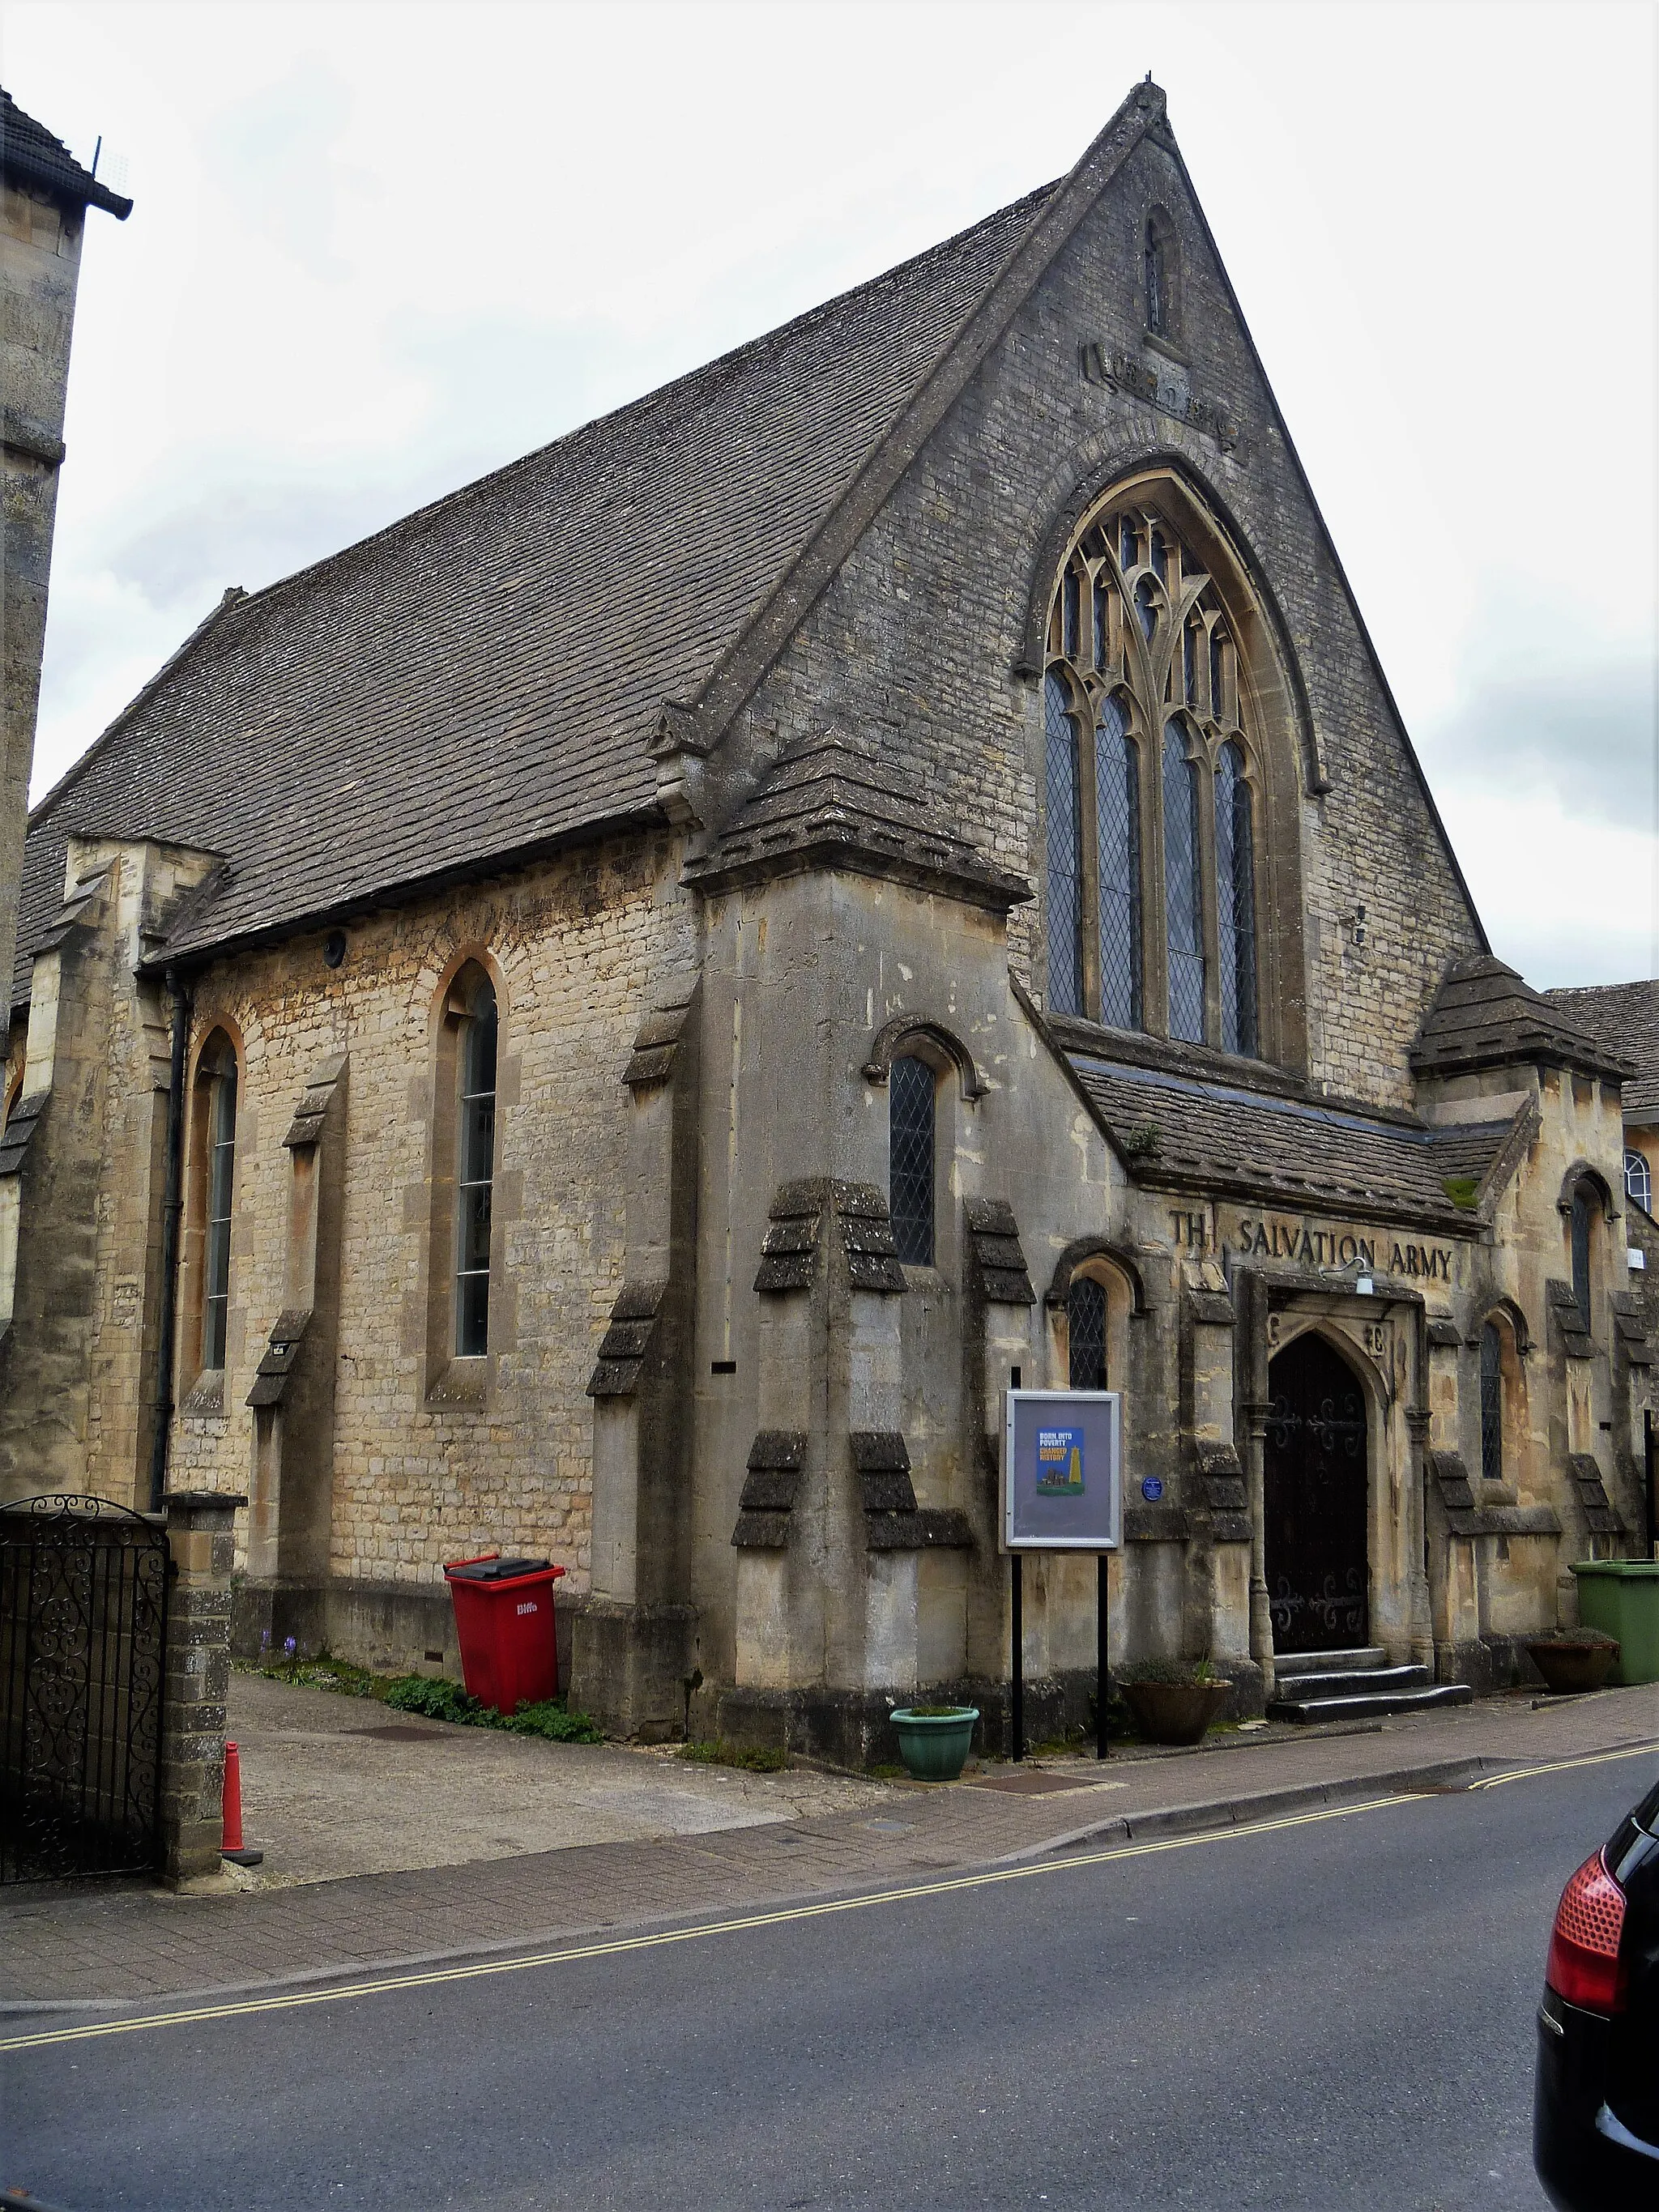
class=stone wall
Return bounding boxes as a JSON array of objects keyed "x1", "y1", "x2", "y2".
[
  {"x1": 703, "y1": 129, "x2": 1482, "y2": 1113},
  {"x1": 1, "y1": 173, "x2": 86, "y2": 1004},
  {"x1": 166, "y1": 829, "x2": 688, "y2": 1619}
]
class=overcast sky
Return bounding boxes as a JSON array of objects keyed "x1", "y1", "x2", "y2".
[{"x1": 9, "y1": 0, "x2": 1657, "y2": 987}]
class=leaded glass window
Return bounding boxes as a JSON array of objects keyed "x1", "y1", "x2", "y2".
[
  {"x1": 1163, "y1": 722, "x2": 1204, "y2": 1043},
  {"x1": 1216, "y1": 739, "x2": 1256, "y2": 1057},
  {"x1": 1043, "y1": 494, "x2": 1259, "y2": 1057},
  {"x1": 1570, "y1": 1183, "x2": 1594, "y2": 1336},
  {"x1": 1627, "y1": 1149, "x2": 1653, "y2": 1214},
  {"x1": 889, "y1": 1055, "x2": 936, "y2": 1267},
  {"x1": 1044, "y1": 673, "x2": 1083, "y2": 1016},
  {"x1": 1068, "y1": 1276, "x2": 1107, "y2": 1391},
  {"x1": 1479, "y1": 1321, "x2": 1503, "y2": 1488},
  {"x1": 454, "y1": 978, "x2": 498, "y2": 1357},
  {"x1": 1095, "y1": 695, "x2": 1141, "y2": 1030},
  {"x1": 200, "y1": 1047, "x2": 237, "y2": 1370}
]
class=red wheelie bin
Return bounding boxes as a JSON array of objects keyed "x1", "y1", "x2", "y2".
[{"x1": 442, "y1": 1552, "x2": 566, "y2": 1712}]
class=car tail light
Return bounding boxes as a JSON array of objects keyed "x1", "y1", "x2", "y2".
[{"x1": 1546, "y1": 1848, "x2": 1628, "y2": 2014}]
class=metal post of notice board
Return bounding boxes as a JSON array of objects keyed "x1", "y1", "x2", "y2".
[
  {"x1": 1010, "y1": 1551, "x2": 1024, "y2": 1762},
  {"x1": 1096, "y1": 1552, "x2": 1110, "y2": 1761}
]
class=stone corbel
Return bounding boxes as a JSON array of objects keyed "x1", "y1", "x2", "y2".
[{"x1": 651, "y1": 703, "x2": 713, "y2": 828}]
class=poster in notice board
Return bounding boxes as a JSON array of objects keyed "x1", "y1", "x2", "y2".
[{"x1": 1000, "y1": 1389, "x2": 1123, "y2": 1552}]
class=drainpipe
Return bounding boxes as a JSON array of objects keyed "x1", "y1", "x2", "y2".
[{"x1": 148, "y1": 965, "x2": 190, "y2": 1511}]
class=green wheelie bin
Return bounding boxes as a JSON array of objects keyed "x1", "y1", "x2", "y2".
[{"x1": 1572, "y1": 1558, "x2": 1659, "y2": 1685}]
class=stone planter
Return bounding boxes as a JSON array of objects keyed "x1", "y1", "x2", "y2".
[
  {"x1": 1525, "y1": 1639, "x2": 1619, "y2": 1696},
  {"x1": 1120, "y1": 1679, "x2": 1232, "y2": 1746},
  {"x1": 891, "y1": 1707, "x2": 979, "y2": 1782}
]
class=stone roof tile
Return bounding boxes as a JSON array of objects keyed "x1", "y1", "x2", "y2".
[
  {"x1": 1068, "y1": 1052, "x2": 1516, "y2": 1230},
  {"x1": 1412, "y1": 956, "x2": 1633, "y2": 1085},
  {"x1": 14, "y1": 178, "x2": 1056, "y2": 1004},
  {"x1": 1543, "y1": 979, "x2": 1659, "y2": 1115}
]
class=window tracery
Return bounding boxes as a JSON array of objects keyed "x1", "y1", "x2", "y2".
[{"x1": 1043, "y1": 498, "x2": 1260, "y2": 1054}]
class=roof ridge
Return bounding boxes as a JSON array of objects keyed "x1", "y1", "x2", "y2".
[
  {"x1": 663, "y1": 80, "x2": 1169, "y2": 761},
  {"x1": 178, "y1": 176, "x2": 1063, "y2": 642}
]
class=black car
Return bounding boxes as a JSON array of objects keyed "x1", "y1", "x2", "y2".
[{"x1": 1535, "y1": 1769, "x2": 1659, "y2": 2206}]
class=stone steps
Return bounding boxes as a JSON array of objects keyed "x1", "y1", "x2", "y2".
[
  {"x1": 1274, "y1": 1662, "x2": 1433, "y2": 1703},
  {"x1": 1277, "y1": 1646, "x2": 1387, "y2": 1676},
  {"x1": 1267, "y1": 1645, "x2": 1473, "y2": 1726},
  {"x1": 1268, "y1": 1682, "x2": 1474, "y2": 1724}
]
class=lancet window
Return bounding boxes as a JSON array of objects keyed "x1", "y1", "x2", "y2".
[
  {"x1": 198, "y1": 1036, "x2": 238, "y2": 1370},
  {"x1": 1479, "y1": 1320, "x2": 1504, "y2": 1488},
  {"x1": 454, "y1": 974, "x2": 498, "y2": 1357},
  {"x1": 1043, "y1": 501, "x2": 1260, "y2": 1054},
  {"x1": 889, "y1": 1054, "x2": 936, "y2": 1268}
]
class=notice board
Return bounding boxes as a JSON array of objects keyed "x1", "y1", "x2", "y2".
[{"x1": 1001, "y1": 1389, "x2": 1123, "y2": 1552}]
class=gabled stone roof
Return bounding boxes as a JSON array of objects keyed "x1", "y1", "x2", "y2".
[
  {"x1": 1411, "y1": 956, "x2": 1634, "y2": 1085},
  {"x1": 15, "y1": 171, "x2": 1060, "y2": 1004},
  {"x1": 1066, "y1": 1051, "x2": 1522, "y2": 1232},
  {"x1": 0, "y1": 88, "x2": 132, "y2": 218},
  {"x1": 1543, "y1": 980, "x2": 1659, "y2": 1115},
  {"x1": 682, "y1": 729, "x2": 1030, "y2": 909}
]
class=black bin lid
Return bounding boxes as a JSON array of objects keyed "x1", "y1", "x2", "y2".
[{"x1": 447, "y1": 1556, "x2": 552, "y2": 1582}]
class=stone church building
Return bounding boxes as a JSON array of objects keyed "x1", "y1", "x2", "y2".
[{"x1": 4, "y1": 82, "x2": 1652, "y2": 1757}]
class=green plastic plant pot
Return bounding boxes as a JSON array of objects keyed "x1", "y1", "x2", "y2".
[
  {"x1": 890, "y1": 1707, "x2": 979, "y2": 1781},
  {"x1": 1572, "y1": 1561, "x2": 1659, "y2": 1686}
]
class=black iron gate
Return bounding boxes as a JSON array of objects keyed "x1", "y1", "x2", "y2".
[
  {"x1": 1264, "y1": 1334, "x2": 1369, "y2": 1656},
  {"x1": 0, "y1": 1496, "x2": 168, "y2": 1883}
]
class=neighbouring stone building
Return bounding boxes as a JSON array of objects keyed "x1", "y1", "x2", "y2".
[
  {"x1": 0, "y1": 89, "x2": 131, "y2": 1029},
  {"x1": 3, "y1": 82, "x2": 1653, "y2": 1759}
]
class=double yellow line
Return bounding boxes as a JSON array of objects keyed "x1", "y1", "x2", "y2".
[
  {"x1": 6, "y1": 1739, "x2": 1653, "y2": 2056},
  {"x1": 1, "y1": 1793, "x2": 1419, "y2": 2054}
]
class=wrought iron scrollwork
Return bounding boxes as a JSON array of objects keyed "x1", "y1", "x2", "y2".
[{"x1": 0, "y1": 1494, "x2": 168, "y2": 1883}]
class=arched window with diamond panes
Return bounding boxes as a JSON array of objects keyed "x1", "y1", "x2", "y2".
[
  {"x1": 889, "y1": 1055, "x2": 936, "y2": 1268},
  {"x1": 1095, "y1": 694, "x2": 1141, "y2": 1029},
  {"x1": 1068, "y1": 1276, "x2": 1107, "y2": 1391},
  {"x1": 1215, "y1": 739, "x2": 1257, "y2": 1056},
  {"x1": 1479, "y1": 1319, "x2": 1504, "y2": 1488},
  {"x1": 1162, "y1": 722, "x2": 1205, "y2": 1042},
  {"x1": 1042, "y1": 492, "x2": 1261, "y2": 1057}
]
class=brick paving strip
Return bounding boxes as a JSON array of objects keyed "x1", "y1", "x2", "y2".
[{"x1": 5, "y1": 1686, "x2": 1657, "y2": 2014}]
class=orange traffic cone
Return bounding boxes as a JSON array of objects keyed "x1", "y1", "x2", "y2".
[{"x1": 220, "y1": 1740, "x2": 262, "y2": 1868}]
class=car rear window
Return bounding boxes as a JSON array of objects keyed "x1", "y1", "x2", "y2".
[{"x1": 1635, "y1": 1772, "x2": 1659, "y2": 1836}]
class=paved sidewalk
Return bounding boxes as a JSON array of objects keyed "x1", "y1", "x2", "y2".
[
  {"x1": 224, "y1": 1670, "x2": 894, "y2": 1882},
  {"x1": 4, "y1": 1682, "x2": 1656, "y2": 2011}
]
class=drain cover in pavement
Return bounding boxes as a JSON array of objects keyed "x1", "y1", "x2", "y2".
[
  {"x1": 966, "y1": 1769, "x2": 1105, "y2": 1794},
  {"x1": 352, "y1": 1724, "x2": 447, "y2": 1741}
]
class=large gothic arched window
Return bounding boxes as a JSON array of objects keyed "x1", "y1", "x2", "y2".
[{"x1": 1043, "y1": 498, "x2": 1260, "y2": 1056}]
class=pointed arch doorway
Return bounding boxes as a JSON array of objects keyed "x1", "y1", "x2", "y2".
[{"x1": 1264, "y1": 1332, "x2": 1369, "y2": 1655}]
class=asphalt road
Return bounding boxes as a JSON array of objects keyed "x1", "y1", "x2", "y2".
[{"x1": 6, "y1": 1753, "x2": 1652, "y2": 2212}]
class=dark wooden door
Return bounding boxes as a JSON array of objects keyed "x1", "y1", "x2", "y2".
[{"x1": 1264, "y1": 1333, "x2": 1368, "y2": 1656}]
